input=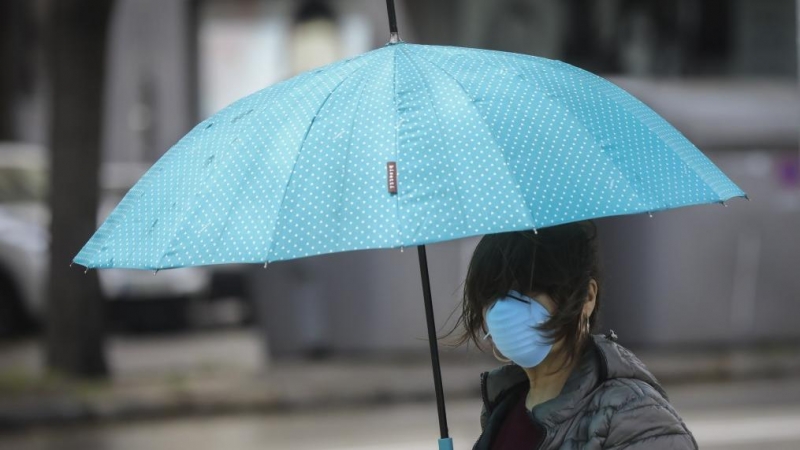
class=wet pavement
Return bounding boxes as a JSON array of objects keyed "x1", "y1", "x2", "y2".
[
  {"x1": 3, "y1": 377, "x2": 800, "y2": 450},
  {"x1": 3, "y1": 329, "x2": 800, "y2": 448}
]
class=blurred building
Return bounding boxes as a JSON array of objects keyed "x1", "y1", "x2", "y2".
[
  {"x1": 410, "y1": 0, "x2": 799, "y2": 78},
  {"x1": 103, "y1": 0, "x2": 196, "y2": 164},
  {"x1": 1, "y1": 0, "x2": 798, "y2": 353}
]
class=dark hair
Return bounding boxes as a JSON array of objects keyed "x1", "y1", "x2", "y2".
[{"x1": 454, "y1": 221, "x2": 602, "y2": 369}]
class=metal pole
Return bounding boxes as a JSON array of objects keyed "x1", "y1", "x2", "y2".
[
  {"x1": 417, "y1": 245, "x2": 450, "y2": 442},
  {"x1": 385, "y1": 0, "x2": 400, "y2": 43}
]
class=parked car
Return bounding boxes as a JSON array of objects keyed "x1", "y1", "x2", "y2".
[{"x1": 0, "y1": 142, "x2": 212, "y2": 336}]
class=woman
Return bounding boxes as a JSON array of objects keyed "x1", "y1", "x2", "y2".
[{"x1": 456, "y1": 221, "x2": 697, "y2": 449}]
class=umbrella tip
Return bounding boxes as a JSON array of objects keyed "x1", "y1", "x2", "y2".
[
  {"x1": 153, "y1": 269, "x2": 160, "y2": 276},
  {"x1": 263, "y1": 262, "x2": 269, "y2": 269},
  {"x1": 647, "y1": 211, "x2": 653, "y2": 218}
]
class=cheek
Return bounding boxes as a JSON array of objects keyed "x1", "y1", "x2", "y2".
[{"x1": 538, "y1": 296, "x2": 558, "y2": 315}]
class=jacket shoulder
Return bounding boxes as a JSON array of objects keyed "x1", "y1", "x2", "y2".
[
  {"x1": 590, "y1": 377, "x2": 666, "y2": 410},
  {"x1": 591, "y1": 378, "x2": 697, "y2": 450}
]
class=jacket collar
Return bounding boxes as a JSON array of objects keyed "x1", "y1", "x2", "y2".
[{"x1": 481, "y1": 334, "x2": 667, "y2": 427}]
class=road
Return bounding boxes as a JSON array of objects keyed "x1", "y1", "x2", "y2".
[{"x1": 3, "y1": 377, "x2": 800, "y2": 450}]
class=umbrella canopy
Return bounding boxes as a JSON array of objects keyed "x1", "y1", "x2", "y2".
[{"x1": 75, "y1": 42, "x2": 744, "y2": 270}]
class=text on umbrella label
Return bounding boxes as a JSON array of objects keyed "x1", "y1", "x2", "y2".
[{"x1": 387, "y1": 162, "x2": 398, "y2": 194}]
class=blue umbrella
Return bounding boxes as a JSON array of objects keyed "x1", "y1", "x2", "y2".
[{"x1": 75, "y1": 2, "x2": 745, "y2": 448}]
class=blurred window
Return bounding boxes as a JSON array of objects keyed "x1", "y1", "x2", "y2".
[{"x1": 290, "y1": 1, "x2": 342, "y2": 75}]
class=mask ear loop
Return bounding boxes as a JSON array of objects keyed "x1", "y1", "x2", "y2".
[
  {"x1": 492, "y1": 346, "x2": 512, "y2": 364},
  {"x1": 484, "y1": 332, "x2": 512, "y2": 363}
]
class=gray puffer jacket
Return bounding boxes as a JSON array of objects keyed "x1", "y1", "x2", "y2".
[{"x1": 474, "y1": 334, "x2": 697, "y2": 449}]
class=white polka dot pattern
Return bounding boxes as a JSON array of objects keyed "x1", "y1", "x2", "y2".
[{"x1": 74, "y1": 43, "x2": 746, "y2": 269}]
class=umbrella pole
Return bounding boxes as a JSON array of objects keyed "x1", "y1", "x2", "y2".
[
  {"x1": 417, "y1": 245, "x2": 454, "y2": 450},
  {"x1": 385, "y1": 0, "x2": 400, "y2": 43}
]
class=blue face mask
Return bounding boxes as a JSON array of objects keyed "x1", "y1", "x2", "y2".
[{"x1": 484, "y1": 291, "x2": 553, "y2": 368}]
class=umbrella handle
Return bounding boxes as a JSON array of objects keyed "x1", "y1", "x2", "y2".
[{"x1": 417, "y1": 245, "x2": 451, "y2": 441}]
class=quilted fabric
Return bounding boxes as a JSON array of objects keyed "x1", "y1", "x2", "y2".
[
  {"x1": 74, "y1": 42, "x2": 745, "y2": 269},
  {"x1": 475, "y1": 335, "x2": 698, "y2": 449}
]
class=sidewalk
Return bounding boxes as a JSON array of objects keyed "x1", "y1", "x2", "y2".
[{"x1": 2, "y1": 329, "x2": 800, "y2": 431}]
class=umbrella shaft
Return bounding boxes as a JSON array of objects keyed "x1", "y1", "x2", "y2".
[
  {"x1": 417, "y1": 245, "x2": 450, "y2": 439},
  {"x1": 385, "y1": 0, "x2": 398, "y2": 34}
]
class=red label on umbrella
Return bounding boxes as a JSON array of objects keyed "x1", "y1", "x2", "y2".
[{"x1": 387, "y1": 162, "x2": 397, "y2": 194}]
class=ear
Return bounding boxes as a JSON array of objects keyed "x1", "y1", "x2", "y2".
[{"x1": 583, "y1": 279, "x2": 598, "y2": 318}]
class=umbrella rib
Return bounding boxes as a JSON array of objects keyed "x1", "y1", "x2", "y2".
[
  {"x1": 392, "y1": 47, "x2": 402, "y2": 246},
  {"x1": 77, "y1": 122, "x2": 210, "y2": 269},
  {"x1": 498, "y1": 62, "x2": 653, "y2": 211},
  {"x1": 490, "y1": 53, "x2": 735, "y2": 203},
  {"x1": 420, "y1": 49, "x2": 712, "y2": 211},
  {"x1": 420, "y1": 51, "x2": 654, "y2": 214},
  {"x1": 410, "y1": 47, "x2": 727, "y2": 225},
  {"x1": 266, "y1": 62, "x2": 373, "y2": 262},
  {"x1": 543, "y1": 59, "x2": 728, "y2": 201},
  {"x1": 84, "y1": 136, "x2": 190, "y2": 269},
  {"x1": 336, "y1": 61, "x2": 371, "y2": 250},
  {"x1": 409, "y1": 49, "x2": 537, "y2": 228},
  {"x1": 397, "y1": 47, "x2": 472, "y2": 239},
  {"x1": 151, "y1": 71, "x2": 347, "y2": 269}
]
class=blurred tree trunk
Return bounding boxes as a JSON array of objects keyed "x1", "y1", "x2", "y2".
[
  {"x1": 0, "y1": 1, "x2": 44, "y2": 143},
  {"x1": 45, "y1": 0, "x2": 113, "y2": 378},
  {"x1": 0, "y1": 1, "x2": 19, "y2": 139}
]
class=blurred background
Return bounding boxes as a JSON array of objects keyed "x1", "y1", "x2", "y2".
[{"x1": 0, "y1": 0, "x2": 798, "y2": 449}]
